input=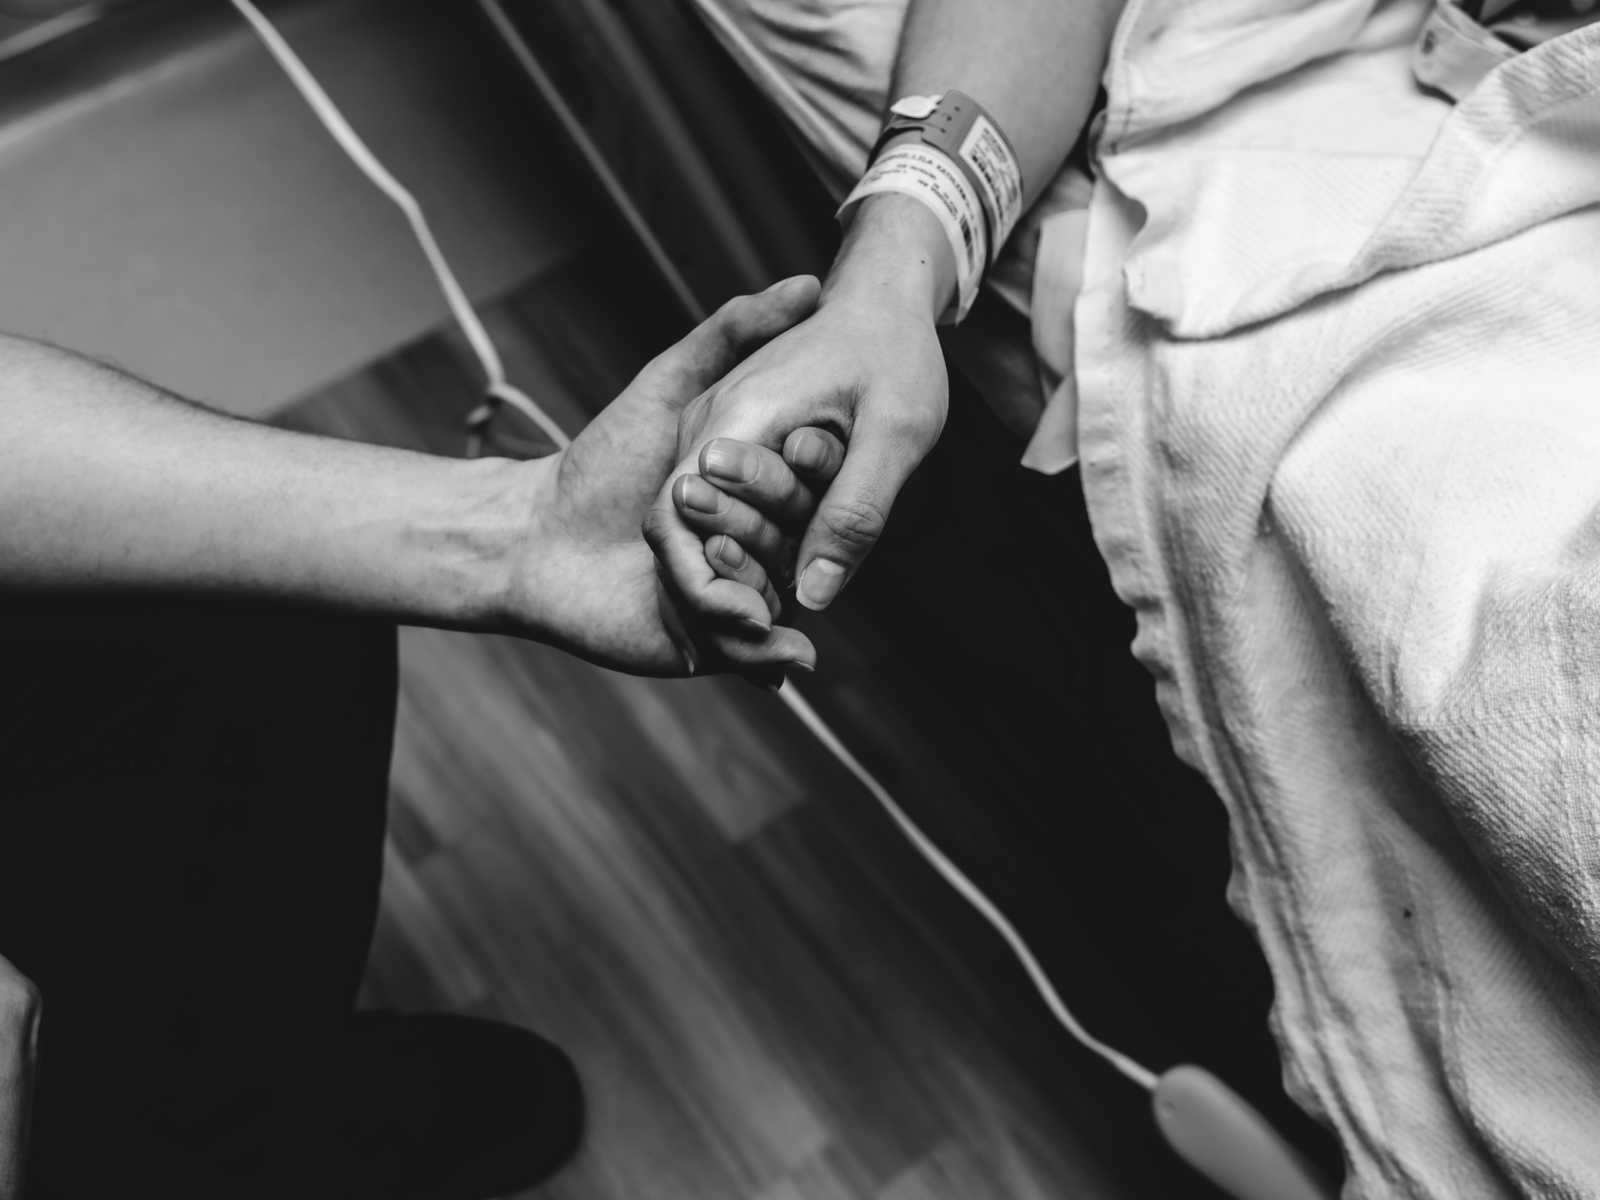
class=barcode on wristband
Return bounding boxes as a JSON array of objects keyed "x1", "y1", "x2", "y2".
[{"x1": 958, "y1": 115, "x2": 1023, "y2": 251}]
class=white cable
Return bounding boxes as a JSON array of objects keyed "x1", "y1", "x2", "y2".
[
  {"x1": 776, "y1": 684, "x2": 1159, "y2": 1092},
  {"x1": 227, "y1": 0, "x2": 564, "y2": 453},
  {"x1": 480, "y1": 381, "x2": 570, "y2": 451},
  {"x1": 232, "y1": 0, "x2": 1156, "y2": 1099}
]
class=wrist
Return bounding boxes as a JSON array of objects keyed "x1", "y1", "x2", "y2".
[
  {"x1": 406, "y1": 453, "x2": 542, "y2": 634},
  {"x1": 822, "y1": 189, "x2": 956, "y2": 324}
]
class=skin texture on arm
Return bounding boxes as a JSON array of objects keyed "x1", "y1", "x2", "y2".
[
  {"x1": 0, "y1": 278, "x2": 829, "y2": 679},
  {"x1": 650, "y1": 0, "x2": 1126, "y2": 652}
]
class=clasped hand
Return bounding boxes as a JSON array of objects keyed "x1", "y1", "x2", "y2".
[
  {"x1": 525, "y1": 269, "x2": 944, "y2": 683},
  {"x1": 642, "y1": 272, "x2": 948, "y2": 677}
]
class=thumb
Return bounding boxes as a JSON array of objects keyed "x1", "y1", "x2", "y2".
[
  {"x1": 641, "y1": 276, "x2": 820, "y2": 401},
  {"x1": 793, "y1": 409, "x2": 932, "y2": 611}
]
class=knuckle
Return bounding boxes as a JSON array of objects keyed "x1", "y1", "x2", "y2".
[
  {"x1": 713, "y1": 535, "x2": 755, "y2": 579},
  {"x1": 681, "y1": 390, "x2": 713, "y2": 435},
  {"x1": 696, "y1": 379, "x2": 770, "y2": 444},
  {"x1": 737, "y1": 511, "x2": 782, "y2": 555},
  {"x1": 718, "y1": 373, "x2": 761, "y2": 407},
  {"x1": 882, "y1": 404, "x2": 944, "y2": 446},
  {"x1": 712, "y1": 293, "x2": 750, "y2": 329},
  {"x1": 821, "y1": 495, "x2": 889, "y2": 551},
  {"x1": 727, "y1": 506, "x2": 760, "y2": 542}
]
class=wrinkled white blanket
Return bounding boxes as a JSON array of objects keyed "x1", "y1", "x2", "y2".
[
  {"x1": 695, "y1": 0, "x2": 1600, "y2": 1193},
  {"x1": 1083, "y1": 1, "x2": 1600, "y2": 1194}
]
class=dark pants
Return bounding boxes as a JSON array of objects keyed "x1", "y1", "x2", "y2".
[{"x1": 0, "y1": 596, "x2": 397, "y2": 1195}]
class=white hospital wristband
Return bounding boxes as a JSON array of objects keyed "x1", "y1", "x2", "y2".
[
  {"x1": 836, "y1": 142, "x2": 986, "y2": 324},
  {"x1": 875, "y1": 91, "x2": 1025, "y2": 263}
]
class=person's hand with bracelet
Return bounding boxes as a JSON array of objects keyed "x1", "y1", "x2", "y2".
[
  {"x1": 649, "y1": 0, "x2": 1122, "y2": 663},
  {"x1": 644, "y1": 187, "x2": 955, "y2": 643},
  {"x1": 647, "y1": 98, "x2": 1019, "y2": 670}
]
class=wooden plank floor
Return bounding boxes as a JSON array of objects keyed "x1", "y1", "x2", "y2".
[
  {"x1": 277, "y1": 251, "x2": 1196, "y2": 1199},
  {"x1": 371, "y1": 629, "x2": 1123, "y2": 1200}
]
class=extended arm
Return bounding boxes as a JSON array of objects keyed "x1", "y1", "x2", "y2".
[
  {"x1": 835, "y1": 0, "x2": 1122, "y2": 324},
  {"x1": 0, "y1": 333, "x2": 523, "y2": 626},
  {"x1": 0, "y1": 278, "x2": 828, "y2": 677}
]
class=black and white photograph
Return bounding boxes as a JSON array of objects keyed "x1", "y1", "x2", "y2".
[{"x1": 1, "y1": 1, "x2": 1596, "y2": 1197}]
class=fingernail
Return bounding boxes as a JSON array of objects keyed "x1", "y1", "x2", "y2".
[
  {"x1": 738, "y1": 614, "x2": 772, "y2": 635},
  {"x1": 703, "y1": 440, "x2": 755, "y2": 484},
  {"x1": 792, "y1": 434, "x2": 827, "y2": 472},
  {"x1": 796, "y1": 559, "x2": 847, "y2": 610},
  {"x1": 715, "y1": 535, "x2": 747, "y2": 568},
  {"x1": 787, "y1": 658, "x2": 816, "y2": 675},
  {"x1": 677, "y1": 475, "x2": 725, "y2": 514},
  {"x1": 677, "y1": 641, "x2": 698, "y2": 676}
]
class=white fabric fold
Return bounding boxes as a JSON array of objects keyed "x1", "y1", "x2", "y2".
[{"x1": 1080, "y1": 1, "x2": 1600, "y2": 1194}]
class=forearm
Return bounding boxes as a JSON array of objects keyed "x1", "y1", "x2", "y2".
[
  {"x1": 828, "y1": 0, "x2": 1125, "y2": 319},
  {"x1": 0, "y1": 334, "x2": 528, "y2": 628}
]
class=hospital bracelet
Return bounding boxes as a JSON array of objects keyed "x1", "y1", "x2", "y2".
[
  {"x1": 838, "y1": 91, "x2": 1025, "y2": 324},
  {"x1": 873, "y1": 91, "x2": 1024, "y2": 262},
  {"x1": 837, "y1": 142, "x2": 987, "y2": 323}
]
